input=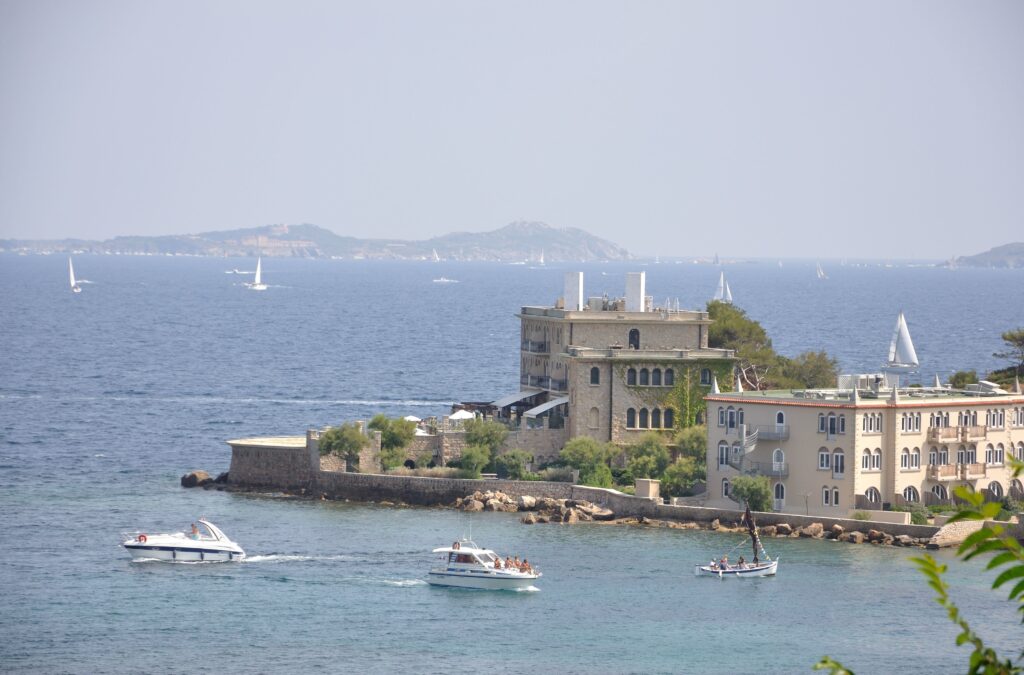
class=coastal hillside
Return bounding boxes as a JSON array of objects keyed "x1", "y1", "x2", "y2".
[
  {"x1": 954, "y1": 242, "x2": 1024, "y2": 268},
  {"x1": 0, "y1": 221, "x2": 631, "y2": 262}
]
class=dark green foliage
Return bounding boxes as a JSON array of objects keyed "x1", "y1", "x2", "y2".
[
  {"x1": 890, "y1": 502, "x2": 930, "y2": 525},
  {"x1": 660, "y1": 457, "x2": 702, "y2": 497},
  {"x1": 560, "y1": 437, "x2": 614, "y2": 487},
  {"x1": 463, "y1": 418, "x2": 509, "y2": 467},
  {"x1": 728, "y1": 475, "x2": 773, "y2": 512},
  {"x1": 580, "y1": 462, "x2": 613, "y2": 488},
  {"x1": 493, "y1": 450, "x2": 533, "y2": 480},
  {"x1": 625, "y1": 432, "x2": 670, "y2": 479},
  {"x1": 950, "y1": 370, "x2": 979, "y2": 389},
  {"x1": 318, "y1": 423, "x2": 369, "y2": 462},
  {"x1": 458, "y1": 445, "x2": 490, "y2": 478},
  {"x1": 993, "y1": 328, "x2": 1024, "y2": 371}
]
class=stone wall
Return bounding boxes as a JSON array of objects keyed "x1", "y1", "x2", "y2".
[
  {"x1": 228, "y1": 440, "x2": 315, "y2": 491},
  {"x1": 316, "y1": 470, "x2": 574, "y2": 506},
  {"x1": 503, "y1": 427, "x2": 569, "y2": 464}
]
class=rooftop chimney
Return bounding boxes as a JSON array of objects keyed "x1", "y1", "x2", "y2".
[
  {"x1": 564, "y1": 272, "x2": 583, "y2": 311},
  {"x1": 625, "y1": 272, "x2": 646, "y2": 312}
]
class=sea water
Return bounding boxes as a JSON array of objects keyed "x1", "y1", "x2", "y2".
[{"x1": 1, "y1": 255, "x2": 1022, "y2": 674}]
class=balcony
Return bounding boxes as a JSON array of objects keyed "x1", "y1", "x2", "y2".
[
  {"x1": 751, "y1": 424, "x2": 789, "y2": 441},
  {"x1": 519, "y1": 375, "x2": 567, "y2": 392},
  {"x1": 963, "y1": 426, "x2": 988, "y2": 441},
  {"x1": 521, "y1": 340, "x2": 549, "y2": 354},
  {"x1": 961, "y1": 463, "x2": 987, "y2": 479},
  {"x1": 926, "y1": 427, "x2": 960, "y2": 443},
  {"x1": 746, "y1": 461, "x2": 789, "y2": 477},
  {"x1": 927, "y1": 464, "x2": 959, "y2": 482}
]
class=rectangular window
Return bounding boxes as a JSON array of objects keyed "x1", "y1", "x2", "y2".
[
  {"x1": 818, "y1": 416, "x2": 826, "y2": 433},
  {"x1": 818, "y1": 453, "x2": 831, "y2": 470},
  {"x1": 839, "y1": 416, "x2": 846, "y2": 434},
  {"x1": 823, "y1": 489, "x2": 831, "y2": 506}
]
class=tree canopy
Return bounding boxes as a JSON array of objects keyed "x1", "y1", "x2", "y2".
[
  {"x1": 458, "y1": 445, "x2": 490, "y2": 478},
  {"x1": 728, "y1": 475, "x2": 773, "y2": 512},
  {"x1": 625, "y1": 432, "x2": 670, "y2": 479},
  {"x1": 368, "y1": 414, "x2": 417, "y2": 469},
  {"x1": 993, "y1": 327, "x2": 1024, "y2": 372},
  {"x1": 319, "y1": 423, "x2": 369, "y2": 462},
  {"x1": 560, "y1": 437, "x2": 614, "y2": 487},
  {"x1": 707, "y1": 300, "x2": 838, "y2": 390}
]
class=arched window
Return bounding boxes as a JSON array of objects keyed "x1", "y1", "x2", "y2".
[
  {"x1": 774, "y1": 482, "x2": 785, "y2": 500},
  {"x1": 818, "y1": 448, "x2": 831, "y2": 470},
  {"x1": 832, "y1": 487, "x2": 840, "y2": 507},
  {"x1": 872, "y1": 449, "x2": 882, "y2": 470},
  {"x1": 639, "y1": 408, "x2": 649, "y2": 428},
  {"x1": 862, "y1": 448, "x2": 871, "y2": 470},
  {"x1": 928, "y1": 447, "x2": 937, "y2": 466},
  {"x1": 866, "y1": 487, "x2": 881, "y2": 504},
  {"x1": 967, "y1": 444, "x2": 977, "y2": 464},
  {"x1": 995, "y1": 444, "x2": 1005, "y2": 464},
  {"x1": 628, "y1": 328, "x2": 640, "y2": 350},
  {"x1": 664, "y1": 369, "x2": 675, "y2": 386},
  {"x1": 699, "y1": 368, "x2": 710, "y2": 385},
  {"x1": 776, "y1": 411, "x2": 785, "y2": 426},
  {"x1": 822, "y1": 486, "x2": 832, "y2": 506},
  {"x1": 932, "y1": 484, "x2": 948, "y2": 500},
  {"x1": 839, "y1": 415, "x2": 846, "y2": 434},
  {"x1": 956, "y1": 445, "x2": 967, "y2": 464},
  {"x1": 985, "y1": 444, "x2": 995, "y2": 464},
  {"x1": 773, "y1": 448, "x2": 785, "y2": 472},
  {"x1": 588, "y1": 407, "x2": 600, "y2": 429},
  {"x1": 652, "y1": 368, "x2": 662, "y2": 386},
  {"x1": 651, "y1": 408, "x2": 661, "y2": 428},
  {"x1": 1017, "y1": 442, "x2": 1024, "y2": 460},
  {"x1": 903, "y1": 486, "x2": 920, "y2": 503},
  {"x1": 727, "y1": 407, "x2": 737, "y2": 430},
  {"x1": 722, "y1": 478, "x2": 730, "y2": 498},
  {"x1": 911, "y1": 448, "x2": 920, "y2": 469},
  {"x1": 627, "y1": 368, "x2": 637, "y2": 386},
  {"x1": 833, "y1": 450, "x2": 845, "y2": 476},
  {"x1": 718, "y1": 441, "x2": 729, "y2": 467},
  {"x1": 626, "y1": 408, "x2": 636, "y2": 428},
  {"x1": 988, "y1": 482, "x2": 1003, "y2": 498},
  {"x1": 827, "y1": 413, "x2": 838, "y2": 436},
  {"x1": 663, "y1": 408, "x2": 675, "y2": 429},
  {"x1": 639, "y1": 368, "x2": 650, "y2": 386},
  {"x1": 737, "y1": 408, "x2": 745, "y2": 425},
  {"x1": 590, "y1": 367, "x2": 600, "y2": 385},
  {"x1": 900, "y1": 448, "x2": 910, "y2": 469},
  {"x1": 818, "y1": 413, "x2": 826, "y2": 433},
  {"x1": 1012, "y1": 478, "x2": 1024, "y2": 497},
  {"x1": 939, "y1": 446, "x2": 949, "y2": 465}
]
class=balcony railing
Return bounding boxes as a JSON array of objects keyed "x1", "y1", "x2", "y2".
[
  {"x1": 745, "y1": 461, "x2": 789, "y2": 477},
  {"x1": 927, "y1": 464, "x2": 959, "y2": 481},
  {"x1": 519, "y1": 375, "x2": 567, "y2": 392},
  {"x1": 926, "y1": 425, "x2": 989, "y2": 443},
  {"x1": 521, "y1": 340, "x2": 549, "y2": 354},
  {"x1": 962, "y1": 462, "x2": 987, "y2": 479},
  {"x1": 963, "y1": 426, "x2": 988, "y2": 440},
  {"x1": 751, "y1": 424, "x2": 789, "y2": 441}
]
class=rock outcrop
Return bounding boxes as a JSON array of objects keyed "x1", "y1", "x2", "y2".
[{"x1": 181, "y1": 470, "x2": 212, "y2": 488}]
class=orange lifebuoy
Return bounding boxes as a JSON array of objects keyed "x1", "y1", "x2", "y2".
[{"x1": 138, "y1": 534, "x2": 148, "y2": 543}]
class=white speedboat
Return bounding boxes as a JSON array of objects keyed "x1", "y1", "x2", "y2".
[
  {"x1": 427, "y1": 539, "x2": 540, "y2": 590},
  {"x1": 123, "y1": 519, "x2": 245, "y2": 562}
]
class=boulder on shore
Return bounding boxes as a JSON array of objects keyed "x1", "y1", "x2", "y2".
[
  {"x1": 710, "y1": 518, "x2": 721, "y2": 530},
  {"x1": 521, "y1": 513, "x2": 538, "y2": 525},
  {"x1": 181, "y1": 470, "x2": 211, "y2": 488},
  {"x1": 798, "y1": 523, "x2": 824, "y2": 538},
  {"x1": 829, "y1": 524, "x2": 845, "y2": 539},
  {"x1": 517, "y1": 495, "x2": 537, "y2": 510},
  {"x1": 214, "y1": 472, "x2": 229, "y2": 484},
  {"x1": 760, "y1": 525, "x2": 777, "y2": 537},
  {"x1": 775, "y1": 523, "x2": 793, "y2": 536},
  {"x1": 484, "y1": 499, "x2": 503, "y2": 511},
  {"x1": 462, "y1": 499, "x2": 484, "y2": 512},
  {"x1": 576, "y1": 502, "x2": 615, "y2": 521}
]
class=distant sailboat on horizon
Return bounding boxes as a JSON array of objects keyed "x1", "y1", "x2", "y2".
[
  {"x1": 713, "y1": 271, "x2": 732, "y2": 303},
  {"x1": 816, "y1": 261, "x2": 827, "y2": 280},
  {"x1": 247, "y1": 257, "x2": 268, "y2": 291},
  {"x1": 431, "y1": 248, "x2": 440, "y2": 262},
  {"x1": 68, "y1": 257, "x2": 82, "y2": 294}
]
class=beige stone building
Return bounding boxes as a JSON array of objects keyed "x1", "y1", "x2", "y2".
[
  {"x1": 704, "y1": 376, "x2": 1024, "y2": 516},
  {"x1": 492, "y1": 271, "x2": 735, "y2": 445}
]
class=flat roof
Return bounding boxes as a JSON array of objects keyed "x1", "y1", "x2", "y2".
[
  {"x1": 518, "y1": 306, "x2": 709, "y2": 323},
  {"x1": 226, "y1": 436, "x2": 307, "y2": 448},
  {"x1": 706, "y1": 388, "x2": 1024, "y2": 408}
]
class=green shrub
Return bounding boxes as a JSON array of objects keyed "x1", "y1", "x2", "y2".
[
  {"x1": 458, "y1": 445, "x2": 490, "y2": 478},
  {"x1": 729, "y1": 475, "x2": 773, "y2": 512},
  {"x1": 493, "y1": 450, "x2": 533, "y2": 480},
  {"x1": 891, "y1": 503, "x2": 930, "y2": 525},
  {"x1": 851, "y1": 511, "x2": 871, "y2": 521}
]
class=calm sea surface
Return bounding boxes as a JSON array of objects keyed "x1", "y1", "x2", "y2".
[{"x1": 1, "y1": 255, "x2": 1022, "y2": 674}]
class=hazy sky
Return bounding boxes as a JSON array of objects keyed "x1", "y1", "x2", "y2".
[{"x1": 1, "y1": 1, "x2": 1021, "y2": 258}]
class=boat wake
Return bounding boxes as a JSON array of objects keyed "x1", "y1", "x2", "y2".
[
  {"x1": 245, "y1": 554, "x2": 352, "y2": 564},
  {"x1": 381, "y1": 579, "x2": 428, "y2": 587}
]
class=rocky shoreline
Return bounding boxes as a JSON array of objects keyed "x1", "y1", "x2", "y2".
[{"x1": 454, "y1": 490, "x2": 932, "y2": 548}]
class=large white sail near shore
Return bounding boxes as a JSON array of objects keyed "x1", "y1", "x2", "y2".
[
  {"x1": 713, "y1": 271, "x2": 732, "y2": 303},
  {"x1": 887, "y1": 311, "x2": 919, "y2": 368}
]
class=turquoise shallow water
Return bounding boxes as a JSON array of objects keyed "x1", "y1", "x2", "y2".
[{"x1": 1, "y1": 255, "x2": 1023, "y2": 673}]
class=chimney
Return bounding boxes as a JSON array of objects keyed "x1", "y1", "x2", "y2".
[
  {"x1": 625, "y1": 272, "x2": 646, "y2": 312},
  {"x1": 564, "y1": 272, "x2": 584, "y2": 311}
]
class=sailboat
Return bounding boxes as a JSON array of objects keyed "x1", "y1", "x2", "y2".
[
  {"x1": 695, "y1": 505, "x2": 777, "y2": 578},
  {"x1": 712, "y1": 271, "x2": 732, "y2": 303},
  {"x1": 247, "y1": 257, "x2": 268, "y2": 291},
  {"x1": 68, "y1": 257, "x2": 82, "y2": 294},
  {"x1": 816, "y1": 262, "x2": 827, "y2": 280},
  {"x1": 538, "y1": 249, "x2": 545, "y2": 265},
  {"x1": 431, "y1": 248, "x2": 440, "y2": 262},
  {"x1": 886, "y1": 311, "x2": 919, "y2": 370}
]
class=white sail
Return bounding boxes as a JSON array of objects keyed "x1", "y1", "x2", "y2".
[
  {"x1": 68, "y1": 258, "x2": 81, "y2": 293},
  {"x1": 254, "y1": 257, "x2": 262, "y2": 285},
  {"x1": 724, "y1": 280, "x2": 733, "y2": 304},
  {"x1": 713, "y1": 253, "x2": 720, "y2": 265},
  {"x1": 432, "y1": 248, "x2": 440, "y2": 262},
  {"x1": 887, "y1": 311, "x2": 919, "y2": 368},
  {"x1": 713, "y1": 272, "x2": 725, "y2": 301},
  {"x1": 539, "y1": 249, "x2": 545, "y2": 265},
  {"x1": 816, "y1": 262, "x2": 827, "y2": 280}
]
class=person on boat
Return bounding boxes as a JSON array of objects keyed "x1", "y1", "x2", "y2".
[
  {"x1": 521, "y1": 559, "x2": 531, "y2": 574},
  {"x1": 513, "y1": 555, "x2": 520, "y2": 569},
  {"x1": 737, "y1": 555, "x2": 746, "y2": 568},
  {"x1": 719, "y1": 555, "x2": 729, "y2": 569},
  {"x1": 190, "y1": 523, "x2": 199, "y2": 540},
  {"x1": 494, "y1": 557, "x2": 503, "y2": 569},
  {"x1": 505, "y1": 556, "x2": 513, "y2": 569},
  {"x1": 452, "y1": 541, "x2": 460, "y2": 550},
  {"x1": 709, "y1": 559, "x2": 718, "y2": 570}
]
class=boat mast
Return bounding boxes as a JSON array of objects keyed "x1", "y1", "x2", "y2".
[{"x1": 742, "y1": 504, "x2": 763, "y2": 564}]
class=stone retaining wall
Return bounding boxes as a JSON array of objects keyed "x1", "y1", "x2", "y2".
[
  {"x1": 316, "y1": 470, "x2": 573, "y2": 506},
  {"x1": 228, "y1": 442, "x2": 315, "y2": 491}
]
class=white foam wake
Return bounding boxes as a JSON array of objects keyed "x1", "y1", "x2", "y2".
[{"x1": 245, "y1": 554, "x2": 352, "y2": 564}]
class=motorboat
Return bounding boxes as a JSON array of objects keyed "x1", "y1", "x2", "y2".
[
  {"x1": 694, "y1": 505, "x2": 778, "y2": 578},
  {"x1": 432, "y1": 276, "x2": 458, "y2": 284},
  {"x1": 427, "y1": 539, "x2": 540, "y2": 590},
  {"x1": 123, "y1": 519, "x2": 245, "y2": 562}
]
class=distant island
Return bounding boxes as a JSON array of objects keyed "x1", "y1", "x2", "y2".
[
  {"x1": 0, "y1": 221, "x2": 632, "y2": 262},
  {"x1": 952, "y1": 242, "x2": 1024, "y2": 269}
]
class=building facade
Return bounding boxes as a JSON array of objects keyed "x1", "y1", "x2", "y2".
[
  {"x1": 494, "y1": 271, "x2": 735, "y2": 445},
  {"x1": 704, "y1": 379, "x2": 1024, "y2": 516}
]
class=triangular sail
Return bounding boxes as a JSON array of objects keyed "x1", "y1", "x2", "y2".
[
  {"x1": 713, "y1": 272, "x2": 725, "y2": 301},
  {"x1": 724, "y1": 280, "x2": 732, "y2": 304},
  {"x1": 887, "y1": 311, "x2": 919, "y2": 368},
  {"x1": 816, "y1": 262, "x2": 827, "y2": 280},
  {"x1": 254, "y1": 257, "x2": 262, "y2": 285},
  {"x1": 68, "y1": 258, "x2": 76, "y2": 288}
]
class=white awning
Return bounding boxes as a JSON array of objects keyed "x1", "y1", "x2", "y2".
[
  {"x1": 491, "y1": 389, "x2": 542, "y2": 408},
  {"x1": 403, "y1": 415, "x2": 421, "y2": 422},
  {"x1": 449, "y1": 409, "x2": 476, "y2": 420},
  {"x1": 524, "y1": 396, "x2": 569, "y2": 418}
]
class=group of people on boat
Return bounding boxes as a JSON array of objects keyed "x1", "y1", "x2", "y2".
[
  {"x1": 708, "y1": 555, "x2": 754, "y2": 571},
  {"x1": 494, "y1": 555, "x2": 533, "y2": 574}
]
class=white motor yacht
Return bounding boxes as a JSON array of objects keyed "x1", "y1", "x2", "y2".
[
  {"x1": 123, "y1": 519, "x2": 245, "y2": 562},
  {"x1": 427, "y1": 539, "x2": 540, "y2": 590}
]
